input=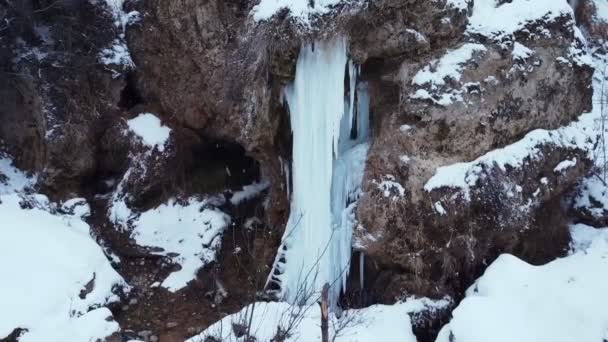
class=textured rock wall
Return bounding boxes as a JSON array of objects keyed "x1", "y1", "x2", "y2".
[{"x1": 0, "y1": 0, "x2": 599, "y2": 336}]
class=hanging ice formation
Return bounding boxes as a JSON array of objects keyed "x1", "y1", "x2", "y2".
[{"x1": 266, "y1": 37, "x2": 371, "y2": 307}]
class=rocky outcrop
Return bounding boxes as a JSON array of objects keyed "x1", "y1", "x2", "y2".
[
  {"x1": 355, "y1": 1, "x2": 595, "y2": 300},
  {"x1": 0, "y1": 1, "x2": 124, "y2": 196}
]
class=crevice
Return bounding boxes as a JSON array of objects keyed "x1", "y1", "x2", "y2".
[{"x1": 118, "y1": 71, "x2": 143, "y2": 110}]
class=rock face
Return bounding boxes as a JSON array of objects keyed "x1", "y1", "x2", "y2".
[
  {"x1": 0, "y1": 1, "x2": 123, "y2": 195},
  {"x1": 355, "y1": 2, "x2": 595, "y2": 300},
  {"x1": 0, "y1": 0, "x2": 600, "y2": 340}
]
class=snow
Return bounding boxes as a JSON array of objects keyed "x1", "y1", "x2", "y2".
[
  {"x1": 0, "y1": 155, "x2": 35, "y2": 194},
  {"x1": 187, "y1": 297, "x2": 449, "y2": 342},
  {"x1": 434, "y1": 201, "x2": 447, "y2": 215},
  {"x1": 400, "y1": 124, "x2": 413, "y2": 134},
  {"x1": 467, "y1": 0, "x2": 573, "y2": 40},
  {"x1": 98, "y1": 0, "x2": 139, "y2": 69},
  {"x1": 570, "y1": 223, "x2": 608, "y2": 252},
  {"x1": 591, "y1": 0, "x2": 608, "y2": 23},
  {"x1": 230, "y1": 181, "x2": 270, "y2": 205},
  {"x1": 123, "y1": 197, "x2": 230, "y2": 292},
  {"x1": 126, "y1": 113, "x2": 171, "y2": 152},
  {"x1": 400, "y1": 155, "x2": 411, "y2": 163},
  {"x1": 101, "y1": 40, "x2": 134, "y2": 68},
  {"x1": 251, "y1": 0, "x2": 342, "y2": 23},
  {"x1": 267, "y1": 37, "x2": 370, "y2": 306},
  {"x1": 411, "y1": 43, "x2": 487, "y2": 106},
  {"x1": 441, "y1": 0, "x2": 470, "y2": 11},
  {"x1": 374, "y1": 175, "x2": 406, "y2": 200},
  {"x1": 511, "y1": 42, "x2": 534, "y2": 60},
  {"x1": 412, "y1": 44, "x2": 487, "y2": 87},
  {"x1": 553, "y1": 158, "x2": 577, "y2": 173},
  {"x1": 435, "y1": 224, "x2": 608, "y2": 342},
  {"x1": 573, "y1": 175, "x2": 608, "y2": 219},
  {"x1": 0, "y1": 189, "x2": 126, "y2": 341}
]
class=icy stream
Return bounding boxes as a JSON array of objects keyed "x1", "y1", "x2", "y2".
[{"x1": 267, "y1": 38, "x2": 370, "y2": 307}]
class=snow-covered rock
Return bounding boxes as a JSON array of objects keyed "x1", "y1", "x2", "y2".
[
  {"x1": 435, "y1": 224, "x2": 608, "y2": 342},
  {"x1": 0, "y1": 158, "x2": 126, "y2": 341}
]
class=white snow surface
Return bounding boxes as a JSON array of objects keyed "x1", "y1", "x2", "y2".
[
  {"x1": 512, "y1": 42, "x2": 534, "y2": 60},
  {"x1": 187, "y1": 297, "x2": 450, "y2": 342},
  {"x1": 251, "y1": 0, "x2": 342, "y2": 23},
  {"x1": 0, "y1": 155, "x2": 35, "y2": 194},
  {"x1": 0, "y1": 159, "x2": 126, "y2": 341},
  {"x1": 126, "y1": 113, "x2": 171, "y2": 152},
  {"x1": 553, "y1": 158, "x2": 577, "y2": 172},
  {"x1": 435, "y1": 224, "x2": 608, "y2": 342},
  {"x1": 574, "y1": 175, "x2": 608, "y2": 219},
  {"x1": 412, "y1": 44, "x2": 487, "y2": 87},
  {"x1": 468, "y1": 0, "x2": 573, "y2": 40},
  {"x1": 591, "y1": 0, "x2": 608, "y2": 23},
  {"x1": 230, "y1": 181, "x2": 270, "y2": 205},
  {"x1": 124, "y1": 197, "x2": 230, "y2": 292}
]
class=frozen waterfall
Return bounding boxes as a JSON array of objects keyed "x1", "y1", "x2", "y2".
[{"x1": 266, "y1": 37, "x2": 370, "y2": 307}]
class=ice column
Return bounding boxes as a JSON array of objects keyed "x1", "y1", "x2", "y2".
[{"x1": 267, "y1": 37, "x2": 370, "y2": 307}]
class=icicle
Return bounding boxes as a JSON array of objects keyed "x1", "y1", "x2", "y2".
[
  {"x1": 359, "y1": 252, "x2": 365, "y2": 290},
  {"x1": 347, "y1": 60, "x2": 357, "y2": 135},
  {"x1": 356, "y1": 82, "x2": 370, "y2": 144}
]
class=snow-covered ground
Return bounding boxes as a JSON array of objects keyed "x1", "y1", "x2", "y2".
[
  {"x1": 128, "y1": 197, "x2": 231, "y2": 291},
  {"x1": 186, "y1": 297, "x2": 450, "y2": 342},
  {"x1": 0, "y1": 156, "x2": 127, "y2": 342},
  {"x1": 435, "y1": 223, "x2": 608, "y2": 342}
]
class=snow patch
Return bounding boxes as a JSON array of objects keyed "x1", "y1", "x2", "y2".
[
  {"x1": 434, "y1": 201, "x2": 447, "y2": 215},
  {"x1": 574, "y1": 175, "x2": 608, "y2": 219},
  {"x1": 512, "y1": 42, "x2": 534, "y2": 60},
  {"x1": 126, "y1": 113, "x2": 171, "y2": 152},
  {"x1": 97, "y1": 0, "x2": 139, "y2": 70},
  {"x1": 468, "y1": 0, "x2": 573, "y2": 40},
  {"x1": 553, "y1": 158, "x2": 577, "y2": 173},
  {"x1": 230, "y1": 181, "x2": 270, "y2": 205},
  {"x1": 411, "y1": 43, "x2": 487, "y2": 106},
  {"x1": 374, "y1": 175, "x2": 406, "y2": 200},
  {"x1": 0, "y1": 155, "x2": 35, "y2": 194},
  {"x1": 442, "y1": 0, "x2": 470, "y2": 11},
  {"x1": 124, "y1": 197, "x2": 230, "y2": 292}
]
